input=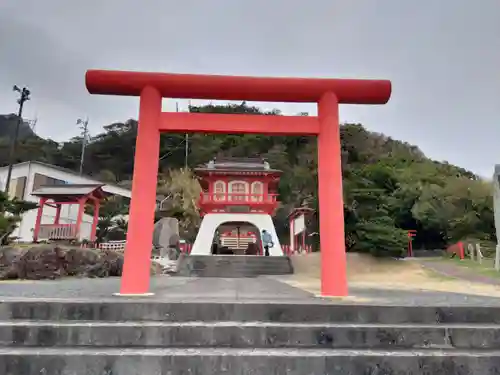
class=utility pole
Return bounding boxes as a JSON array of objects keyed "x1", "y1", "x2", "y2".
[
  {"x1": 175, "y1": 102, "x2": 189, "y2": 168},
  {"x1": 76, "y1": 118, "x2": 89, "y2": 175},
  {"x1": 185, "y1": 133, "x2": 189, "y2": 169},
  {"x1": 185, "y1": 101, "x2": 190, "y2": 169},
  {"x1": 5, "y1": 86, "x2": 31, "y2": 194}
]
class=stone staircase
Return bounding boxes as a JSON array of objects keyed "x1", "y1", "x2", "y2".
[
  {"x1": 1, "y1": 300, "x2": 500, "y2": 374},
  {"x1": 176, "y1": 254, "x2": 293, "y2": 277}
]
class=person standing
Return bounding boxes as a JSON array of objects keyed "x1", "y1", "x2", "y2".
[{"x1": 261, "y1": 229, "x2": 274, "y2": 256}]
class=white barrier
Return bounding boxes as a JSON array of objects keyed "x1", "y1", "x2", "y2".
[{"x1": 99, "y1": 240, "x2": 126, "y2": 251}]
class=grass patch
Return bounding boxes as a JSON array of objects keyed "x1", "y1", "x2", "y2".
[
  {"x1": 423, "y1": 268, "x2": 457, "y2": 281},
  {"x1": 431, "y1": 256, "x2": 500, "y2": 279}
]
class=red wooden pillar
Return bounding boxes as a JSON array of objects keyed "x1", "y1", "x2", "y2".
[
  {"x1": 120, "y1": 86, "x2": 161, "y2": 295},
  {"x1": 407, "y1": 230, "x2": 416, "y2": 257},
  {"x1": 75, "y1": 198, "x2": 87, "y2": 240},
  {"x1": 54, "y1": 204, "x2": 61, "y2": 224},
  {"x1": 458, "y1": 241, "x2": 465, "y2": 260},
  {"x1": 317, "y1": 92, "x2": 348, "y2": 297},
  {"x1": 33, "y1": 197, "x2": 47, "y2": 242},
  {"x1": 263, "y1": 177, "x2": 269, "y2": 203},
  {"x1": 90, "y1": 200, "x2": 100, "y2": 242}
]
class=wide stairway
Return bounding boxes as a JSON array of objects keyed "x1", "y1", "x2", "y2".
[
  {"x1": 1, "y1": 300, "x2": 500, "y2": 374},
  {"x1": 176, "y1": 254, "x2": 293, "y2": 277}
]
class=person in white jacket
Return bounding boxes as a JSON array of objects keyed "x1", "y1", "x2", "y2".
[{"x1": 261, "y1": 229, "x2": 273, "y2": 256}]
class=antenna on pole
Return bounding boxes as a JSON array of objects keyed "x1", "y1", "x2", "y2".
[
  {"x1": 76, "y1": 117, "x2": 89, "y2": 175},
  {"x1": 5, "y1": 85, "x2": 31, "y2": 194}
]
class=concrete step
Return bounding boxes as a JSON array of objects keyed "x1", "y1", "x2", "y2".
[
  {"x1": 1, "y1": 347, "x2": 499, "y2": 374},
  {"x1": 186, "y1": 270, "x2": 292, "y2": 277},
  {"x1": 2, "y1": 321, "x2": 500, "y2": 350},
  {"x1": 176, "y1": 254, "x2": 294, "y2": 277},
  {"x1": 4, "y1": 301, "x2": 500, "y2": 324}
]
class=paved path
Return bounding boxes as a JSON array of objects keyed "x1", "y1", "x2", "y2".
[
  {"x1": 0, "y1": 277, "x2": 314, "y2": 301},
  {"x1": 422, "y1": 261, "x2": 500, "y2": 286},
  {"x1": 3, "y1": 276, "x2": 500, "y2": 305}
]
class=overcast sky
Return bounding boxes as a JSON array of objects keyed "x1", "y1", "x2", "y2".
[{"x1": 0, "y1": 0, "x2": 499, "y2": 177}]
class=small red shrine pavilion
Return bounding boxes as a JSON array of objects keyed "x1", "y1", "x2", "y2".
[
  {"x1": 194, "y1": 157, "x2": 281, "y2": 215},
  {"x1": 32, "y1": 184, "x2": 106, "y2": 243},
  {"x1": 190, "y1": 157, "x2": 283, "y2": 255}
]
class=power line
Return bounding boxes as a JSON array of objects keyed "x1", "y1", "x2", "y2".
[
  {"x1": 158, "y1": 102, "x2": 190, "y2": 164},
  {"x1": 159, "y1": 139, "x2": 185, "y2": 160}
]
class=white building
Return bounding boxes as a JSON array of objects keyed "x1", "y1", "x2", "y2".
[
  {"x1": 493, "y1": 165, "x2": 500, "y2": 269},
  {"x1": 0, "y1": 161, "x2": 131, "y2": 242}
]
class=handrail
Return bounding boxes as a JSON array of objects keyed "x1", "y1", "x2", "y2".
[
  {"x1": 200, "y1": 192, "x2": 278, "y2": 203},
  {"x1": 38, "y1": 224, "x2": 77, "y2": 240}
]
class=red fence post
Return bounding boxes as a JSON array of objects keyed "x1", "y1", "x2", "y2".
[{"x1": 458, "y1": 241, "x2": 465, "y2": 260}]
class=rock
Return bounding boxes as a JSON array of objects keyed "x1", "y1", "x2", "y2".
[
  {"x1": 0, "y1": 246, "x2": 23, "y2": 266},
  {"x1": 0, "y1": 244, "x2": 129, "y2": 280},
  {"x1": 12, "y1": 245, "x2": 66, "y2": 280},
  {"x1": 64, "y1": 247, "x2": 100, "y2": 276},
  {"x1": 152, "y1": 217, "x2": 180, "y2": 255},
  {"x1": 82, "y1": 250, "x2": 124, "y2": 278}
]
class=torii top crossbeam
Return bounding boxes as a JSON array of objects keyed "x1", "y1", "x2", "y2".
[{"x1": 85, "y1": 70, "x2": 391, "y2": 104}]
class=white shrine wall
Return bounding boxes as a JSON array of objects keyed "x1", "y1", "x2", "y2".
[{"x1": 191, "y1": 213, "x2": 283, "y2": 256}]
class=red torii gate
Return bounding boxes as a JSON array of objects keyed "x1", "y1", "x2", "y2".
[{"x1": 85, "y1": 70, "x2": 392, "y2": 297}]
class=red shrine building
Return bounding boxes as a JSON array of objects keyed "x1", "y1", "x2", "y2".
[
  {"x1": 32, "y1": 184, "x2": 106, "y2": 243},
  {"x1": 191, "y1": 157, "x2": 283, "y2": 255}
]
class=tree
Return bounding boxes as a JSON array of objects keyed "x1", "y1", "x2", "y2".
[
  {"x1": 86, "y1": 196, "x2": 129, "y2": 242},
  {"x1": 0, "y1": 102, "x2": 494, "y2": 256},
  {"x1": 343, "y1": 164, "x2": 407, "y2": 257},
  {"x1": 0, "y1": 192, "x2": 38, "y2": 244},
  {"x1": 412, "y1": 177, "x2": 495, "y2": 243},
  {"x1": 157, "y1": 168, "x2": 202, "y2": 241}
]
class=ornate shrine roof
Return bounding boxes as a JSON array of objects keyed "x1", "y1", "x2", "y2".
[{"x1": 194, "y1": 157, "x2": 282, "y2": 175}]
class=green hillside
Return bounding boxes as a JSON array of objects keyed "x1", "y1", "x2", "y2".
[{"x1": 0, "y1": 103, "x2": 493, "y2": 256}]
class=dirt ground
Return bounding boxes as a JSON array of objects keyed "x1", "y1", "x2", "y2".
[{"x1": 284, "y1": 253, "x2": 500, "y2": 298}]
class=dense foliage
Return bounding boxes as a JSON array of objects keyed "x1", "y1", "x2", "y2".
[
  {"x1": 85, "y1": 196, "x2": 129, "y2": 243},
  {"x1": 0, "y1": 191, "x2": 38, "y2": 244},
  {"x1": 0, "y1": 103, "x2": 494, "y2": 256}
]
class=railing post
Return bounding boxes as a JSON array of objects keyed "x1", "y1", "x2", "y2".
[
  {"x1": 33, "y1": 198, "x2": 46, "y2": 242},
  {"x1": 54, "y1": 204, "x2": 61, "y2": 225},
  {"x1": 75, "y1": 198, "x2": 87, "y2": 241}
]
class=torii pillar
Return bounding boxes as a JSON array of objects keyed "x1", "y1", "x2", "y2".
[{"x1": 85, "y1": 70, "x2": 391, "y2": 297}]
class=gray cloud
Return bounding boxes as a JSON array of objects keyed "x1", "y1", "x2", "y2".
[{"x1": 0, "y1": 0, "x2": 499, "y2": 176}]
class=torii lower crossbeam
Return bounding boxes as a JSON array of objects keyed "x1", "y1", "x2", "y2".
[{"x1": 85, "y1": 70, "x2": 392, "y2": 297}]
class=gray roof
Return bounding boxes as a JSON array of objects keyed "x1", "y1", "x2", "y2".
[
  {"x1": 195, "y1": 157, "x2": 281, "y2": 173},
  {"x1": 32, "y1": 184, "x2": 106, "y2": 197}
]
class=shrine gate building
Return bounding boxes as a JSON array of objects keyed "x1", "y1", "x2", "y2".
[{"x1": 191, "y1": 157, "x2": 283, "y2": 256}]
